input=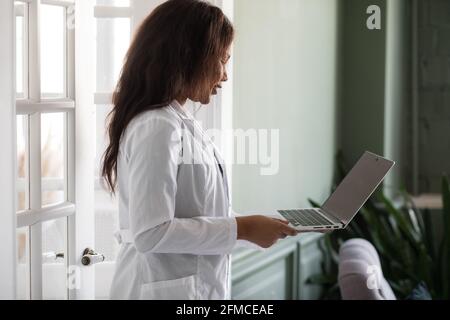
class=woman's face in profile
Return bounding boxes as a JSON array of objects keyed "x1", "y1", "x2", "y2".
[{"x1": 192, "y1": 46, "x2": 231, "y2": 105}]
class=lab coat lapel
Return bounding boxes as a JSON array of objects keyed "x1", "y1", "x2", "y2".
[
  {"x1": 212, "y1": 147, "x2": 230, "y2": 203},
  {"x1": 169, "y1": 102, "x2": 230, "y2": 203}
]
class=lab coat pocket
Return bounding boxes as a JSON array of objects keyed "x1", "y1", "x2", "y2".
[{"x1": 139, "y1": 275, "x2": 198, "y2": 300}]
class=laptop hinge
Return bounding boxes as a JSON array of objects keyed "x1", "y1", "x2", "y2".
[{"x1": 319, "y1": 208, "x2": 345, "y2": 226}]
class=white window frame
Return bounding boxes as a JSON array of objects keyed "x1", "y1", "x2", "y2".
[
  {"x1": 0, "y1": 0, "x2": 17, "y2": 300},
  {"x1": 14, "y1": 0, "x2": 76, "y2": 300},
  {"x1": 15, "y1": 1, "x2": 29, "y2": 100}
]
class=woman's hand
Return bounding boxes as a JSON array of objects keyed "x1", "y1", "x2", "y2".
[{"x1": 235, "y1": 215, "x2": 299, "y2": 248}]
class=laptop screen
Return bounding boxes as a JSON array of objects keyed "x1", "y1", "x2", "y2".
[{"x1": 322, "y1": 151, "x2": 395, "y2": 225}]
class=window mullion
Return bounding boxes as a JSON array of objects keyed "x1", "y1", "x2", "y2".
[
  {"x1": 29, "y1": 112, "x2": 42, "y2": 300},
  {"x1": 67, "y1": 6, "x2": 75, "y2": 100},
  {"x1": 16, "y1": 100, "x2": 75, "y2": 115},
  {"x1": 28, "y1": 0, "x2": 40, "y2": 102},
  {"x1": 24, "y1": 3, "x2": 29, "y2": 99},
  {"x1": 63, "y1": 7, "x2": 68, "y2": 99},
  {"x1": 28, "y1": 0, "x2": 43, "y2": 300}
]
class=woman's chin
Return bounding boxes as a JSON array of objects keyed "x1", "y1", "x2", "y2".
[
  {"x1": 191, "y1": 93, "x2": 213, "y2": 105},
  {"x1": 200, "y1": 96, "x2": 211, "y2": 105}
]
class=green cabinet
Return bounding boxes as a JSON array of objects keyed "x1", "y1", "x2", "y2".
[{"x1": 231, "y1": 233, "x2": 325, "y2": 300}]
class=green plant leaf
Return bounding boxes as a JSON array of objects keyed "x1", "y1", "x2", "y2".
[
  {"x1": 378, "y1": 193, "x2": 422, "y2": 251},
  {"x1": 401, "y1": 188, "x2": 423, "y2": 235},
  {"x1": 308, "y1": 198, "x2": 321, "y2": 208},
  {"x1": 421, "y1": 209, "x2": 436, "y2": 262},
  {"x1": 306, "y1": 274, "x2": 336, "y2": 286}
]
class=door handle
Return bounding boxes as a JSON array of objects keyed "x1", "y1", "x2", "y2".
[
  {"x1": 42, "y1": 251, "x2": 64, "y2": 262},
  {"x1": 81, "y1": 248, "x2": 105, "y2": 266}
]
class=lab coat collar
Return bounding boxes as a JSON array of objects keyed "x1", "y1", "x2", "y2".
[
  {"x1": 169, "y1": 99, "x2": 191, "y2": 120},
  {"x1": 169, "y1": 99, "x2": 226, "y2": 163}
]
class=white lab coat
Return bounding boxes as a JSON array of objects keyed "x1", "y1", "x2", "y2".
[{"x1": 109, "y1": 100, "x2": 250, "y2": 300}]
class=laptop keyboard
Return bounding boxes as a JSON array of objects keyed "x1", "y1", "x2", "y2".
[{"x1": 278, "y1": 209, "x2": 334, "y2": 227}]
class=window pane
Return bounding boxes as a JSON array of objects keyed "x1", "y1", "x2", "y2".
[
  {"x1": 41, "y1": 4, "x2": 66, "y2": 98},
  {"x1": 16, "y1": 15, "x2": 24, "y2": 95},
  {"x1": 41, "y1": 113, "x2": 66, "y2": 207},
  {"x1": 42, "y1": 218, "x2": 67, "y2": 300},
  {"x1": 17, "y1": 115, "x2": 29, "y2": 212},
  {"x1": 96, "y1": 18, "x2": 130, "y2": 92},
  {"x1": 16, "y1": 227, "x2": 30, "y2": 300}
]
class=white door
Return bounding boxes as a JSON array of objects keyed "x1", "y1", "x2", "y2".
[
  {"x1": 11, "y1": 0, "x2": 233, "y2": 300},
  {"x1": 14, "y1": 0, "x2": 78, "y2": 300}
]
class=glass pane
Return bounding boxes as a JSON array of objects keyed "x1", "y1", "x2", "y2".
[
  {"x1": 95, "y1": 105, "x2": 119, "y2": 263},
  {"x1": 16, "y1": 15, "x2": 24, "y2": 95},
  {"x1": 16, "y1": 227, "x2": 30, "y2": 300},
  {"x1": 17, "y1": 115, "x2": 29, "y2": 212},
  {"x1": 42, "y1": 218, "x2": 67, "y2": 300},
  {"x1": 96, "y1": 18, "x2": 130, "y2": 92},
  {"x1": 41, "y1": 4, "x2": 66, "y2": 98},
  {"x1": 41, "y1": 113, "x2": 66, "y2": 207}
]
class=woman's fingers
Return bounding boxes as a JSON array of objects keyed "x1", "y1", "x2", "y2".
[
  {"x1": 272, "y1": 218, "x2": 290, "y2": 225},
  {"x1": 279, "y1": 223, "x2": 298, "y2": 237}
]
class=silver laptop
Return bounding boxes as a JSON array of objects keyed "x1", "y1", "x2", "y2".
[{"x1": 277, "y1": 151, "x2": 395, "y2": 231}]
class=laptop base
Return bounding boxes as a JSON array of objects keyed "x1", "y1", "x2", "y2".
[{"x1": 277, "y1": 208, "x2": 344, "y2": 231}]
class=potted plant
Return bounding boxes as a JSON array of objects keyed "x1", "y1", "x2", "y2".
[{"x1": 308, "y1": 153, "x2": 450, "y2": 300}]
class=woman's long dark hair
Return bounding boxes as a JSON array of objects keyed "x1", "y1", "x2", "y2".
[{"x1": 101, "y1": 0, "x2": 234, "y2": 194}]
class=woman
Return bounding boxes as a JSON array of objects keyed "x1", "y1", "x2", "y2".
[{"x1": 102, "y1": 0, "x2": 299, "y2": 300}]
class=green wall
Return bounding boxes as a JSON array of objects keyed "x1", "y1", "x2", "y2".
[
  {"x1": 339, "y1": 0, "x2": 387, "y2": 166},
  {"x1": 416, "y1": 0, "x2": 450, "y2": 193},
  {"x1": 339, "y1": 0, "x2": 410, "y2": 193},
  {"x1": 232, "y1": 0, "x2": 340, "y2": 213}
]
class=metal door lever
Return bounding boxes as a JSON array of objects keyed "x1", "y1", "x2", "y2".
[{"x1": 81, "y1": 248, "x2": 105, "y2": 266}]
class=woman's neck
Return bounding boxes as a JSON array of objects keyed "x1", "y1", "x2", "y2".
[{"x1": 176, "y1": 97, "x2": 187, "y2": 106}]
